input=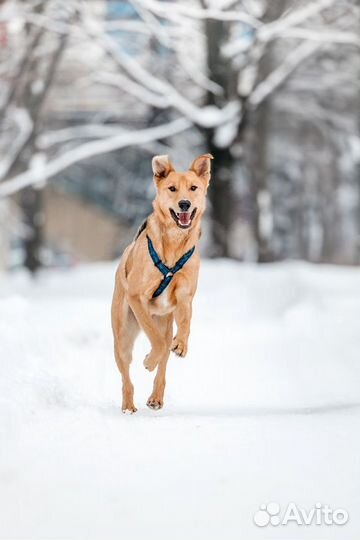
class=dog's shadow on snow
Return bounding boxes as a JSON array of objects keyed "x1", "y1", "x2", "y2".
[{"x1": 94, "y1": 401, "x2": 360, "y2": 419}]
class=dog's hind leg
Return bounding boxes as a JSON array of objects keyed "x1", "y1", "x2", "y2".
[
  {"x1": 112, "y1": 279, "x2": 139, "y2": 413},
  {"x1": 147, "y1": 314, "x2": 173, "y2": 410}
]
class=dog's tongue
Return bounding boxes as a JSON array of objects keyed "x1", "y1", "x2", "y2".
[{"x1": 179, "y1": 212, "x2": 191, "y2": 225}]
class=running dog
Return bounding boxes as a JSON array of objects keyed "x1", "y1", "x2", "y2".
[{"x1": 111, "y1": 153, "x2": 213, "y2": 412}]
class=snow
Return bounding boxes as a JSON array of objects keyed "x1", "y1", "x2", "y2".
[
  {"x1": 249, "y1": 41, "x2": 320, "y2": 107},
  {"x1": 214, "y1": 119, "x2": 240, "y2": 148},
  {"x1": 0, "y1": 260, "x2": 360, "y2": 539}
]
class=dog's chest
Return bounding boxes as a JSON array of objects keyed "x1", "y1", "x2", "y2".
[{"x1": 150, "y1": 287, "x2": 175, "y2": 315}]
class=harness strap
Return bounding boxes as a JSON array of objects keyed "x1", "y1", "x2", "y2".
[
  {"x1": 147, "y1": 237, "x2": 169, "y2": 276},
  {"x1": 147, "y1": 235, "x2": 195, "y2": 298}
]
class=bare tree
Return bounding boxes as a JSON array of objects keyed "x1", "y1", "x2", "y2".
[
  {"x1": 0, "y1": 1, "x2": 73, "y2": 270},
  {"x1": 0, "y1": 0, "x2": 359, "y2": 265}
]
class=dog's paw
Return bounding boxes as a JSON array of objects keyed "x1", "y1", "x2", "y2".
[
  {"x1": 147, "y1": 396, "x2": 163, "y2": 410},
  {"x1": 171, "y1": 336, "x2": 188, "y2": 357},
  {"x1": 122, "y1": 403, "x2": 138, "y2": 414},
  {"x1": 143, "y1": 351, "x2": 159, "y2": 372}
]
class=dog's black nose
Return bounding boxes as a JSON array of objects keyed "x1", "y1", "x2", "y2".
[{"x1": 178, "y1": 200, "x2": 191, "y2": 211}]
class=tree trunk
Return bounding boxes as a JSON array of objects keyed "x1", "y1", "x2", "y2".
[
  {"x1": 251, "y1": 99, "x2": 275, "y2": 262},
  {"x1": 250, "y1": 0, "x2": 289, "y2": 262},
  {"x1": 205, "y1": 138, "x2": 233, "y2": 257},
  {"x1": 20, "y1": 187, "x2": 43, "y2": 273},
  {"x1": 5, "y1": 2, "x2": 69, "y2": 272},
  {"x1": 203, "y1": 17, "x2": 238, "y2": 257}
]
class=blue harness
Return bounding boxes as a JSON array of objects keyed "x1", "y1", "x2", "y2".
[{"x1": 147, "y1": 235, "x2": 195, "y2": 298}]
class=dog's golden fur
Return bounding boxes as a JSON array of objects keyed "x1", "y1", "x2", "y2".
[{"x1": 111, "y1": 153, "x2": 213, "y2": 412}]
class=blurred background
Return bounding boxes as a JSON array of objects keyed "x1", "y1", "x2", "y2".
[
  {"x1": 1, "y1": 4, "x2": 360, "y2": 535},
  {"x1": 0, "y1": 0, "x2": 359, "y2": 272}
]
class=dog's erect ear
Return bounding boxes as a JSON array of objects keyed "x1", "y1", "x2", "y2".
[
  {"x1": 189, "y1": 154, "x2": 213, "y2": 182},
  {"x1": 152, "y1": 155, "x2": 174, "y2": 179}
]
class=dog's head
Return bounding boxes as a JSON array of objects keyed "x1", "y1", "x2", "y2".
[{"x1": 152, "y1": 154, "x2": 213, "y2": 230}]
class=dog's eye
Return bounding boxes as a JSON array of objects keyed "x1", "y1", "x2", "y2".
[
  {"x1": 168, "y1": 186, "x2": 177, "y2": 192},
  {"x1": 190, "y1": 185, "x2": 198, "y2": 191}
]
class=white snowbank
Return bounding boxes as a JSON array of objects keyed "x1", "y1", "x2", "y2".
[{"x1": 0, "y1": 261, "x2": 359, "y2": 539}]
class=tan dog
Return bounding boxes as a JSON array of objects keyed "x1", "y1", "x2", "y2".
[{"x1": 111, "y1": 153, "x2": 213, "y2": 412}]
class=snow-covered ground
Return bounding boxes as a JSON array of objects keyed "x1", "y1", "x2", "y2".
[{"x1": 0, "y1": 260, "x2": 359, "y2": 540}]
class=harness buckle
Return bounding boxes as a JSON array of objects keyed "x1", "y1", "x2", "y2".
[{"x1": 165, "y1": 271, "x2": 173, "y2": 278}]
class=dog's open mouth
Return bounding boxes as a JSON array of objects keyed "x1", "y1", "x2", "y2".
[{"x1": 170, "y1": 208, "x2": 197, "y2": 229}]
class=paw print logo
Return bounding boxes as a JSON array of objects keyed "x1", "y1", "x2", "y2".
[{"x1": 253, "y1": 502, "x2": 281, "y2": 527}]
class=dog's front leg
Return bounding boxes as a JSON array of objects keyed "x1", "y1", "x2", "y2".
[
  {"x1": 147, "y1": 314, "x2": 173, "y2": 410},
  {"x1": 128, "y1": 293, "x2": 168, "y2": 371},
  {"x1": 171, "y1": 285, "x2": 193, "y2": 357}
]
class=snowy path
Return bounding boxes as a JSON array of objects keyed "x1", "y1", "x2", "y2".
[{"x1": 0, "y1": 261, "x2": 359, "y2": 539}]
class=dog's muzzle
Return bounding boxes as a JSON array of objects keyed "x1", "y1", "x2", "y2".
[{"x1": 170, "y1": 208, "x2": 197, "y2": 229}]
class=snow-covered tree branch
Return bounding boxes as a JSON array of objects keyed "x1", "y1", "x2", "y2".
[{"x1": 0, "y1": 118, "x2": 191, "y2": 197}]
